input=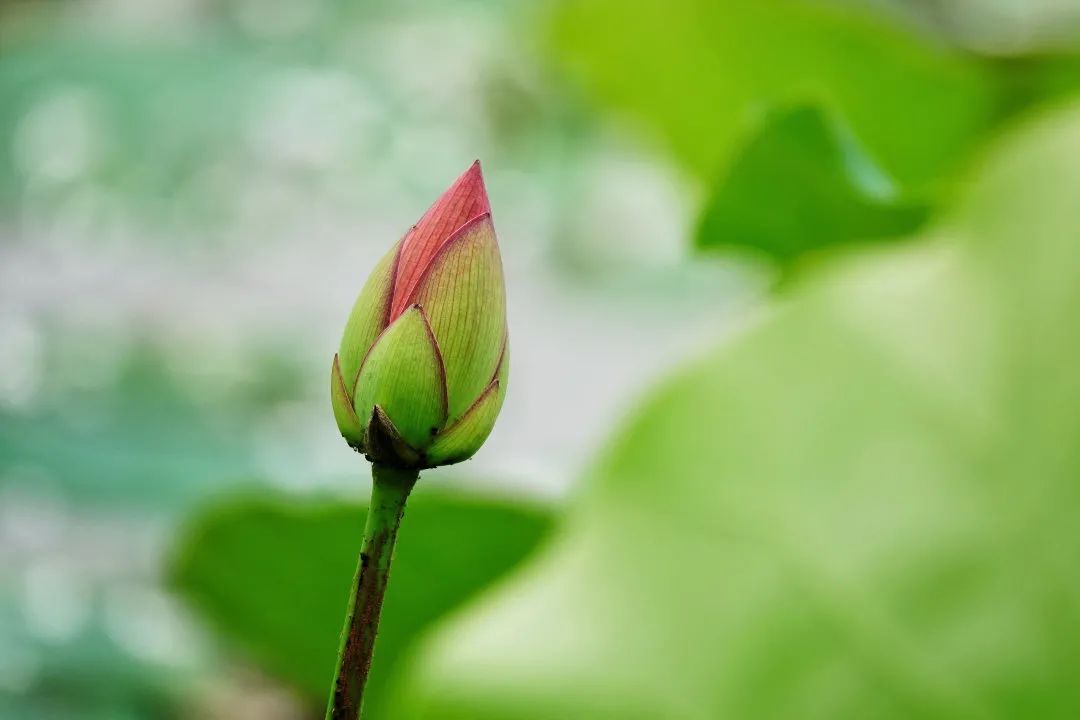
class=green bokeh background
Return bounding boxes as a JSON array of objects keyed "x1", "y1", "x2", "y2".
[{"x1": 2, "y1": 0, "x2": 1079, "y2": 718}]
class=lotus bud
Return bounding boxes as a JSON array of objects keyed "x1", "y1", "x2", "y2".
[{"x1": 331, "y1": 161, "x2": 508, "y2": 469}]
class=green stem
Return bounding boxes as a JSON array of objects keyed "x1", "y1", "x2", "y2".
[{"x1": 326, "y1": 464, "x2": 419, "y2": 720}]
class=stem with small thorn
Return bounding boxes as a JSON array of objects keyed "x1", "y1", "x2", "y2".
[{"x1": 326, "y1": 463, "x2": 418, "y2": 720}]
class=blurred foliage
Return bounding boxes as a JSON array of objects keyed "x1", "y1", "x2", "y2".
[
  {"x1": 168, "y1": 491, "x2": 552, "y2": 718},
  {"x1": 387, "y1": 103, "x2": 1080, "y2": 718},
  {"x1": 695, "y1": 106, "x2": 929, "y2": 268},
  {"x1": 548, "y1": 0, "x2": 995, "y2": 185},
  {"x1": 546, "y1": 0, "x2": 1080, "y2": 270}
]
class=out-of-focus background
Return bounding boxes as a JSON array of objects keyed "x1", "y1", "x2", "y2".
[{"x1": 2, "y1": 0, "x2": 1080, "y2": 718}]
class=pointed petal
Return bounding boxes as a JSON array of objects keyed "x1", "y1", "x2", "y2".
[
  {"x1": 339, "y1": 241, "x2": 400, "y2": 391},
  {"x1": 426, "y1": 382, "x2": 500, "y2": 466},
  {"x1": 410, "y1": 213, "x2": 506, "y2": 421},
  {"x1": 426, "y1": 339, "x2": 508, "y2": 466},
  {"x1": 353, "y1": 305, "x2": 448, "y2": 449},
  {"x1": 330, "y1": 354, "x2": 365, "y2": 448},
  {"x1": 390, "y1": 161, "x2": 490, "y2": 319}
]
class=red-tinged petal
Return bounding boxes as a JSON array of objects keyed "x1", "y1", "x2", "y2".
[
  {"x1": 410, "y1": 214, "x2": 506, "y2": 421},
  {"x1": 390, "y1": 161, "x2": 490, "y2": 320}
]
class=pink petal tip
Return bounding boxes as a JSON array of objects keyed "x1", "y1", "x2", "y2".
[{"x1": 390, "y1": 161, "x2": 492, "y2": 319}]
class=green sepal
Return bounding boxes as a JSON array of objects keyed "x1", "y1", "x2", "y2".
[
  {"x1": 412, "y1": 214, "x2": 506, "y2": 422},
  {"x1": 426, "y1": 340, "x2": 508, "y2": 466},
  {"x1": 330, "y1": 353, "x2": 365, "y2": 449},
  {"x1": 364, "y1": 405, "x2": 423, "y2": 468},
  {"x1": 353, "y1": 305, "x2": 448, "y2": 451},
  {"x1": 338, "y1": 241, "x2": 399, "y2": 392}
]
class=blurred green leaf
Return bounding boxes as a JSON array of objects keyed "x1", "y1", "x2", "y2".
[
  {"x1": 168, "y1": 491, "x2": 552, "y2": 718},
  {"x1": 391, "y1": 104, "x2": 1080, "y2": 718},
  {"x1": 695, "y1": 105, "x2": 929, "y2": 268},
  {"x1": 547, "y1": 0, "x2": 995, "y2": 188},
  {"x1": 993, "y1": 53, "x2": 1080, "y2": 115}
]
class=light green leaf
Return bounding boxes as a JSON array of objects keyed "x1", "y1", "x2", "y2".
[
  {"x1": 696, "y1": 106, "x2": 929, "y2": 269},
  {"x1": 353, "y1": 306, "x2": 448, "y2": 449},
  {"x1": 547, "y1": 0, "x2": 994, "y2": 187},
  {"x1": 391, "y1": 105, "x2": 1080, "y2": 719},
  {"x1": 168, "y1": 491, "x2": 552, "y2": 719}
]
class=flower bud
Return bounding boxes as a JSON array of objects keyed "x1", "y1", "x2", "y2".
[{"x1": 331, "y1": 161, "x2": 508, "y2": 468}]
